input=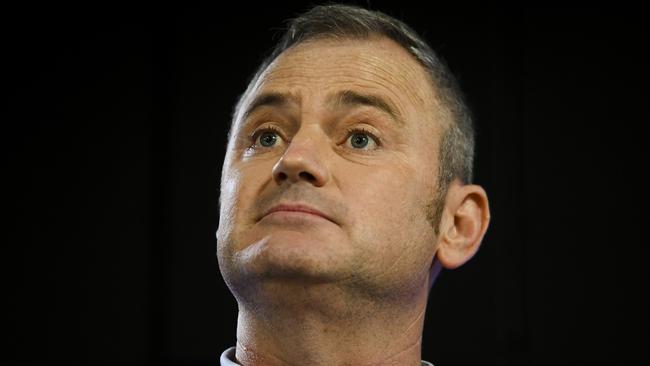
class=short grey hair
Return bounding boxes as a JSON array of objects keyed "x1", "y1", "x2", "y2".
[{"x1": 232, "y1": 4, "x2": 475, "y2": 233}]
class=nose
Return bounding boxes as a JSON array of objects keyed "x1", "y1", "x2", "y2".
[{"x1": 272, "y1": 129, "x2": 330, "y2": 187}]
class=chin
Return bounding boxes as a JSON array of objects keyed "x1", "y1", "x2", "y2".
[{"x1": 233, "y1": 230, "x2": 353, "y2": 284}]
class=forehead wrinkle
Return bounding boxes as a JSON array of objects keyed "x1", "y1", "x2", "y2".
[
  {"x1": 346, "y1": 76, "x2": 417, "y2": 120},
  {"x1": 262, "y1": 70, "x2": 423, "y2": 123},
  {"x1": 358, "y1": 53, "x2": 429, "y2": 107},
  {"x1": 255, "y1": 39, "x2": 437, "y2": 125}
]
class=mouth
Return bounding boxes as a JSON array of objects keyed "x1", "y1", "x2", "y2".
[{"x1": 262, "y1": 203, "x2": 336, "y2": 225}]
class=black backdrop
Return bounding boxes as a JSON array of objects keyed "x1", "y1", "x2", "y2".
[{"x1": 5, "y1": 2, "x2": 649, "y2": 365}]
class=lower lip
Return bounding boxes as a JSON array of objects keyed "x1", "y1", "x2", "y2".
[{"x1": 263, "y1": 210, "x2": 331, "y2": 222}]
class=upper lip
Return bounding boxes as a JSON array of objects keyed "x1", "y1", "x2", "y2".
[{"x1": 263, "y1": 203, "x2": 335, "y2": 224}]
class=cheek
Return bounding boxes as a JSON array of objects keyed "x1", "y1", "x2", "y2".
[
  {"x1": 340, "y1": 163, "x2": 437, "y2": 284},
  {"x1": 341, "y1": 161, "x2": 422, "y2": 230},
  {"x1": 218, "y1": 159, "x2": 278, "y2": 244},
  {"x1": 218, "y1": 164, "x2": 257, "y2": 227},
  {"x1": 217, "y1": 168, "x2": 242, "y2": 238}
]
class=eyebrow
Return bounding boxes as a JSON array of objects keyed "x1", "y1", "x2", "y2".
[
  {"x1": 241, "y1": 92, "x2": 300, "y2": 122},
  {"x1": 328, "y1": 90, "x2": 405, "y2": 127},
  {"x1": 240, "y1": 89, "x2": 404, "y2": 126}
]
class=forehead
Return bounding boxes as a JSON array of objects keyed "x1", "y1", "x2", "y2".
[{"x1": 239, "y1": 36, "x2": 439, "y2": 127}]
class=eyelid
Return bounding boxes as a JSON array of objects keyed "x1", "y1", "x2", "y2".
[{"x1": 250, "y1": 125, "x2": 281, "y2": 140}]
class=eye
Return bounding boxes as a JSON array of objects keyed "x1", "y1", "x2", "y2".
[
  {"x1": 251, "y1": 126, "x2": 282, "y2": 148},
  {"x1": 345, "y1": 127, "x2": 380, "y2": 150},
  {"x1": 258, "y1": 131, "x2": 278, "y2": 147}
]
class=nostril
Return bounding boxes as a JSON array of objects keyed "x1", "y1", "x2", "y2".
[
  {"x1": 299, "y1": 171, "x2": 316, "y2": 181},
  {"x1": 276, "y1": 172, "x2": 288, "y2": 181}
]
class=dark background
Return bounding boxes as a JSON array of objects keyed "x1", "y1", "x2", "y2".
[{"x1": 5, "y1": 2, "x2": 649, "y2": 365}]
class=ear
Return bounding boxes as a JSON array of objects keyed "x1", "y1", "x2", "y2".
[{"x1": 435, "y1": 179, "x2": 491, "y2": 269}]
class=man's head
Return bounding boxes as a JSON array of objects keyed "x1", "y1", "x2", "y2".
[{"x1": 217, "y1": 4, "x2": 489, "y2": 310}]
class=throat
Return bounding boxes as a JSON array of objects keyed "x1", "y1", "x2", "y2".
[{"x1": 234, "y1": 297, "x2": 427, "y2": 366}]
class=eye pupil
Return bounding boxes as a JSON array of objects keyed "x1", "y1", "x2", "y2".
[
  {"x1": 260, "y1": 132, "x2": 277, "y2": 147},
  {"x1": 351, "y1": 133, "x2": 369, "y2": 148}
]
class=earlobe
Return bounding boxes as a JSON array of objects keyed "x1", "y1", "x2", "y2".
[{"x1": 435, "y1": 181, "x2": 490, "y2": 270}]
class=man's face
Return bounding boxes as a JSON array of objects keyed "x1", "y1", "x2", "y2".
[{"x1": 217, "y1": 37, "x2": 446, "y2": 302}]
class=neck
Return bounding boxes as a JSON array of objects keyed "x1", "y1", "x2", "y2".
[{"x1": 233, "y1": 282, "x2": 429, "y2": 366}]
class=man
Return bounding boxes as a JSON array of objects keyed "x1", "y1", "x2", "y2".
[{"x1": 216, "y1": 4, "x2": 490, "y2": 366}]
